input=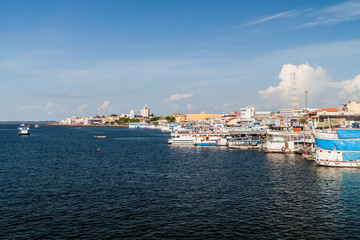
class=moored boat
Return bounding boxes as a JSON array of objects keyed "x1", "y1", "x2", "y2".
[
  {"x1": 228, "y1": 138, "x2": 263, "y2": 150},
  {"x1": 18, "y1": 124, "x2": 30, "y2": 136},
  {"x1": 168, "y1": 132, "x2": 229, "y2": 146},
  {"x1": 314, "y1": 128, "x2": 360, "y2": 167},
  {"x1": 264, "y1": 130, "x2": 313, "y2": 153},
  {"x1": 194, "y1": 135, "x2": 228, "y2": 146},
  {"x1": 168, "y1": 133, "x2": 195, "y2": 144}
]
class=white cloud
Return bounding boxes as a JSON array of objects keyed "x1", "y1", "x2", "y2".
[
  {"x1": 244, "y1": 10, "x2": 298, "y2": 26},
  {"x1": 301, "y1": 0, "x2": 360, "y2": 27},
  {"x1": 259, "y1": 63, "x2": 330, "y2": 107},
  {"x1": 166, "y1": 93, "x2": 194, "y2": 102},
  {"x1": 17, "y1": 105, "x2": 40, "y2": 112},
  {"x1": 331, "y1": 74, "x2": 360, "y2": 101},
  {"x1": 98, "y1": 100, "x2": 113, "y2": 115},
  {"x1": 77, "y1": 104, "x2": 88, "y2": 112}
]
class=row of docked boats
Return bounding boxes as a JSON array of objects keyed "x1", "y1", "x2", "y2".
[
  {"x1": 167, "y1": 126, "x2": 360, "y2": 168},
  {"x1": 168, "y1": 129, "x2": 312, "y2": 151}
]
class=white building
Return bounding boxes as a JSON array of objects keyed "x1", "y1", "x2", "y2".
[
  {"x1": 130, "y1": 110, "x2": 135, "y2": 119},
  {"x1": 240, "y1": 106, "x2": 255, "y2": 119},
  {"x1": 141, "y1": 107, "x2": 150, "y2": 118},
  {"x1": 255, "y1": 111, "x2": 271, "y2": 118}
]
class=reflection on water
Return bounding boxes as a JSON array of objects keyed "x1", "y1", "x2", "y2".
[{"x1": 1, "y1": 125, "x2": 360, "y2": 239}]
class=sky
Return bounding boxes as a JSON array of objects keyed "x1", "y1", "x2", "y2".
[{"x1": 1, "y1": 0, "x2": 360, "y2": 121}]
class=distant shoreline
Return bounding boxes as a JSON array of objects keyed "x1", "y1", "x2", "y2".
[{"x1": 46, "y1": 123, "x2": 129, "y2": 128}]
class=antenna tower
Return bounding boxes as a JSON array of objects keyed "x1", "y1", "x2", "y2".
[{"x1": 291, "y1": 72, "x2": 298, "y2": 108}]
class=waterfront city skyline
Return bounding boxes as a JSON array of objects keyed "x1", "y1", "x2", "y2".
[{"x1": 1, "y1": 0, "x2": 360, "y2": 121}]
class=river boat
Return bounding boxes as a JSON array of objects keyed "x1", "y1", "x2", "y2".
[
  {"x1": 314, "y1": 128, "x2": 360, "y2": 167},
  {"x1": 94, "y1": 136, "x2": 107, "y2": 138},
  {"x1": 228, "y1": 137, "x2": 263, "y2": 150},
  {"x1": 264, "y1": 130, "x2": 313, "y2": 153},
  {"x1": 168, "y1": 133, "x2": 195, "y2": 144},
  {"x1": 194, "y1": 135, "x2": 228, "y2": 146},
  {"x1": 18, "y1": 124, "x2": 30, "y2": 136},
  {"x1": 168, "y1": 132, "x2": 229, "y2": 145}
]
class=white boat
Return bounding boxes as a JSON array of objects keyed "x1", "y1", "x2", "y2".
[
  {"x1": 168, "y1": 133, "x2": 195, "y2": 144},
  {"x1": 94, "y1": 136, "x2": 107, "y2": 138},
  {"x1": 168, "y1": 132, "x2": 229, "y2": 146},
  {"x1": 314, "y1": 128, "x2": 360, "y2": 167},
  {"x1": 264, "y1": 130, "x2": 313, "y2": 153},
  {"x1": 228, "y1": 138, "x2": 263, "y2": 150},
  {"x1": 194, "y1": 135, "x2": 228, "y2": 146},
  {"x1": 18, "y1": 124, "x2": 30, "y2": 136}
]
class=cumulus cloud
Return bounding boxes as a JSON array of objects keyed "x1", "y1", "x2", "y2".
[
  {"x1": 166, "y1": 93, "x2": 194, "y2": 102},
  {"x1": 259, "y1": 63, "x2": 330, "y2": 107},
  {"x1": 98, "y1": 100, "x2": 113, "y2": 115},
  {"x1": 331, "y1": 74, "x2": 360, "y2": 101}
]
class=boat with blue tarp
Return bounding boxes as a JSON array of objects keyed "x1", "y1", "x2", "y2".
[{"x1": 314, "y1": 128, "x2": 360, "y2": 167}]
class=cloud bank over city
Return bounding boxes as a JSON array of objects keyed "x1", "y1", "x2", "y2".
[{"x1": 259, "y1": 63, "x2": 330, "y2": 107}]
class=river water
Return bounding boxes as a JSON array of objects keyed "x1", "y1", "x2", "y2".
[{"x1": 1, "y1": 125, "x2": 359, "y2": 239}]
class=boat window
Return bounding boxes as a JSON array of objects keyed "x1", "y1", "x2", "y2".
[
  {"x1": 328, "y1": 151, "x2": 331, "y2": 153},
  {"x1": 320, "y1": 150, "x2": 322, "y2": 152}
]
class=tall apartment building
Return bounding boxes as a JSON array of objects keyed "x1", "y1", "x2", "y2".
[{"x1": 141, "y1": 107, "x2": 150, "y2": 118}]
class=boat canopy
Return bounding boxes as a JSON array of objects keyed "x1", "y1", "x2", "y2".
[
  {"x1": 315, "y1": 138, "x2": 360, "y2": 151},
  {"x1": 337, "y1": 129, "x2": 360, "y2": 139},
  {"x1": 343, "y1": 152, "x2": 360, "y2": 161}
]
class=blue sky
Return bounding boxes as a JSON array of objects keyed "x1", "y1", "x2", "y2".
[{"x1": 1, "y1": 0, "x2": 360, "y2": 120}]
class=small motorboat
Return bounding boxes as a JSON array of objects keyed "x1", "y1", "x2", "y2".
[
  {"x1": 18, "y1": 124, "x2": 30, "y2": 136},
  {"x1": 94, "y1": 136, "x2": 107, "y2": 138}
]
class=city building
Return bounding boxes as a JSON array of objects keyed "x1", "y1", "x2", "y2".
[
  {"x1": 141, "y1": 107, "x2": 150, "y2": 118},
  {"x1": 129, "y1": 110, "x2": 135, "y2": 119},
  {"x1": 240, "y1": 106, "x2": 255, "y2": 119},
  {"x1": 344, "y1": 101, "x2": 360, "y2": 114},
  {"x1": 186, "y1": 112, "x2": 223, "y2": 121}
]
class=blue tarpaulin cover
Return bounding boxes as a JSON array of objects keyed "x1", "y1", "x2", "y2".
[
  {"x1": 315, "y1": 138, "x2": 360, "y2": 150},
  {"x1": 337, "y1": 129, "x2": 360, "y2": 139},
  {"x1": 342, "y1": 152, "x2": 360, "y2": 161}
]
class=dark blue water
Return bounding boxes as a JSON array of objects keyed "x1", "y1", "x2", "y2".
[{"x1": 1, "y1": 124, "x2": 360, "y2": 239}]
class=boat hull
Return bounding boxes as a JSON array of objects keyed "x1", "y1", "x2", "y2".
[
  {"x1": 18, "y1": 133, "x2": 30, "y2": 136},
  {"x1": 314, "y1": 129, "x2": 360, "y2": 168},
  {"x1": 315, "y1": 158, "x2": 360, "y2": 167}
]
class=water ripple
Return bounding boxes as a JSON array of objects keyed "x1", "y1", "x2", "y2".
[{"x1": 1, "y1": 125, "x2": 360, "y2": 239}]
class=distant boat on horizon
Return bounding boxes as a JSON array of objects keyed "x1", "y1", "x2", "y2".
[
  {"x1": 18, "y1": 123, "x2": 30, "y2": 136},
  {"x1": 94, "y1": 136, "x2": 107, "y2": 138}
]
